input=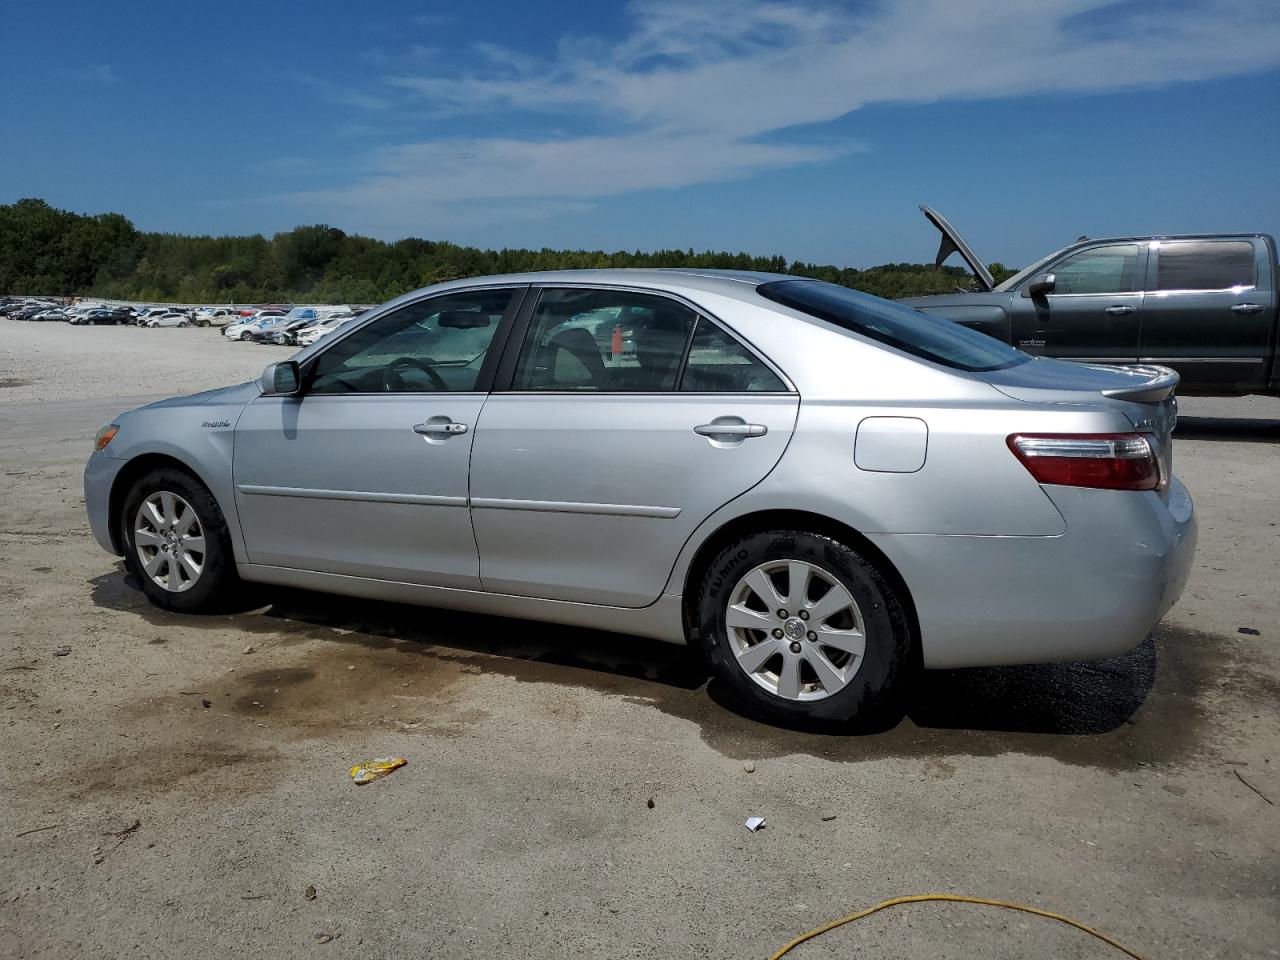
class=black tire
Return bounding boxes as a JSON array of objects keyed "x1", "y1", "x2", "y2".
[
  {"x1": 120, "y1": 467, "x2": 241, "y2": 613},
  {"x1": 695, "y1": 529, "x2": 912, "y2": 726}
]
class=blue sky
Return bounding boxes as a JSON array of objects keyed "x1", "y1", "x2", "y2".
[{"x1": 2, "y1": 1, "x2": 1278, "y2": 269}]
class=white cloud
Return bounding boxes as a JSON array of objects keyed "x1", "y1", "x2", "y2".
[
  {"x1": 58, "y1": 64, "x2": 119, "y2": 86},
  {"x1": 286, "y1": 0, "x2": 1280, "y2": 233}
]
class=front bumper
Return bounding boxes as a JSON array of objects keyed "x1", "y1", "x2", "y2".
[
  {"x1": 84, "y1": 450, "x2": 128, "y2": 555},
  {"x1": 870, "y1": 478, "x2": 1196, "y2": 669}
]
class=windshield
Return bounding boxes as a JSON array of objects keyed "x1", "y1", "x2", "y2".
[{"x1": 758, "y1": 280, "x2": 1029, "y2": 373}]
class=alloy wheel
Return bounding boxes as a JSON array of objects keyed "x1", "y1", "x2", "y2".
[
  {"x1": 133, "y1": 491, "x2": 205, "y2": 592},
  {"x1": 725, "y1": 559, "x2": 866, "y2": 701}
]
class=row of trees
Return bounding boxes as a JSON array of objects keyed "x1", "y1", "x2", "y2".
[{"x1": 0, "y1": 198, "x2": 1015, "y2": 305}]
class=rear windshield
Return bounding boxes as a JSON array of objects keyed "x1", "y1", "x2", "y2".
[{"x1": 757, "y1": 280, "x2": 1029, "y2": 373}]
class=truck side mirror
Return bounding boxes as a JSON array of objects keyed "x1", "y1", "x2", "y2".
[
  {"x1": 1027, "y1": 273, "x2": 1056, "y2": 298},
  {"x1": 260, "y1": 360, "x2": 301, "y2": 396}
]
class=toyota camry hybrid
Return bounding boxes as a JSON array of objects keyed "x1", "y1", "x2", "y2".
[{"x1": 84, "y1": 270, "x2": 1196, "y2": 724}]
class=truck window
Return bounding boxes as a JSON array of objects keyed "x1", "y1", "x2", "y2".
[
  {"x1": 1154, "y1": 240, "x2": 1255, "y2": 291},
  {"x1": 1049, "y1": 244, "x2": 1139, "y2": 294}
]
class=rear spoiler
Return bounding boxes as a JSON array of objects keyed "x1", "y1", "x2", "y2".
[{"x1": 1100, "y1": 365, "x2": 1180, "y2": 403}]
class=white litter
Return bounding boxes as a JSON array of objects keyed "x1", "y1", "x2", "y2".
[{"x1": 745, "y1": 816, "x2": 766, "y2": 832}]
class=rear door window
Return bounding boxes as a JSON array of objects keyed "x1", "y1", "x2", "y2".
[
  {"x1": 1154, "y1": 240, "x2": 1255, "y2": 291},
  {"x1": 512, "y1": 288, "x2": 698, "y2": 392},
  {"x1": 681, "y1": 319, "x2": 785, "y2": 392}
]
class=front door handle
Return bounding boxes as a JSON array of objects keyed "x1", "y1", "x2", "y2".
[
  {"x1": 1104, "y1": 305, "x2": 1137, "y2": 316},
  {"x1": 413, "y1": 418, "x2": 468, "y2": 439},
  {"x1": 694, "y1": 417, "x2": 768, "y2": 441},
  {"x1": 1231, "y1": 303, "x2": 1262, "y2": 314}
]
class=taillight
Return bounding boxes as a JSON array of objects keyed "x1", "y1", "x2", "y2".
[{"x1": 1007, "y1": 433, "x2": 1161, "y2": 491}]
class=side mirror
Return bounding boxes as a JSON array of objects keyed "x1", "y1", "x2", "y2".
[
  {"x1": 259, "y1": 360, "x2": 301, "y2": 396},
  {"x1": 1027, "y1": 273, "x2": 1056, "y2": 298}
]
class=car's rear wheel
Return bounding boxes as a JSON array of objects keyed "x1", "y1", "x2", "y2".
[
  {"x1": 696, "y1": 529, "x2": 912, "y2": 725},
  {"x1": 120, "y1": 468, "x2": 240, "y2": 613}
]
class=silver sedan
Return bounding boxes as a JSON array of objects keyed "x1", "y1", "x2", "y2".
[{"x1": 84, "y1": 270, "x2": 1195, "y2": 724}]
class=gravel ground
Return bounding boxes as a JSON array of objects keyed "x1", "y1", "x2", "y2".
[
  {"x1": 0, "y1": 319, "x2": 294, "y2": 404},
  {"x1": 1, "y1": 317, "x2": 1277, "y2": 959}
]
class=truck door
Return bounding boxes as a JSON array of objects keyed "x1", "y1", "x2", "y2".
[
  {"x1": 1009, "y1": 242, "x2": 1144, "y2": 363},
  {"x1": 1137, "y1": 239, "x2": 1274, "y2": 390}
]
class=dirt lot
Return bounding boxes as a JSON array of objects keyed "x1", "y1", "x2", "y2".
[{"x1": 2, "y1": 317, "x2": 1278, "y2": 959}]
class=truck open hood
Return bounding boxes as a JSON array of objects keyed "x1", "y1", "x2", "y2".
[{"x1": 920, "y1": 204, "x2": 994, "y2": 292}]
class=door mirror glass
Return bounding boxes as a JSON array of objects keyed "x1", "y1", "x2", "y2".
[
  {"x1": 1027, "y1": 273, "x2": 1056, "y2": 298},
  {"x1": 260, "y1": 360, "x2": 301, "y2": 396}
]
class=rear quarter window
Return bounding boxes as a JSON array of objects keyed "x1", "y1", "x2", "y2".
[{"x1": 757, "y1": 280, "x2": 1028, "y2": 373}]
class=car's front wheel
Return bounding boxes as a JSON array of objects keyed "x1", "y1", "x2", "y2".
[
  {"x1": 120, "y1": 468, "x2": 241, "y2": 613},
  {"x1": 696, "y1": 529, "x2": 912, "y2": 726}
]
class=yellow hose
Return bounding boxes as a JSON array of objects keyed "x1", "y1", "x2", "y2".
[{"x1": 769, "y1": 893, "x2": 1149, "y2": 960}]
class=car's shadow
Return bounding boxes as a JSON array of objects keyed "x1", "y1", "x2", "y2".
[
  {"x1": 1174, "y1": 415, "x2": 1280, "y2": 443},
  {"x1": 92, "y1": 571, "x2": 1214, "y2": 769}
]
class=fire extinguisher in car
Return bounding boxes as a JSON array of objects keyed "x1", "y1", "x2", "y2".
[{"x1": 611, "y1": 324, "x2": 623, "y2": 358}]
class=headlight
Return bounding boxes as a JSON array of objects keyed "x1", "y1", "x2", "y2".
[{"x1": 94, "y1": 424, "x2": 120, "y2": 451}]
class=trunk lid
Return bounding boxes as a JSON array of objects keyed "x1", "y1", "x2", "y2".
[
  {"x1": 977, "y1": 357, "x2": 1180, "y2": 497},
  {"x1": 920, "y1": 204, "x2": 995, "y2": 292}
]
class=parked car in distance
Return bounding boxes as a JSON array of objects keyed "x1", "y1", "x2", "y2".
[
  {"x1": 84, "y1": 269, "x2": 1195, "y2": 726},
  {"x1": 194, "y1": 307, "x2": 238, "y2": 327},
  {"x1": 294, "y1": 313, "x2": 359, "y2": 346},
  {"x1": 264, "y1": 313, "x2": 346, "y2": 346},
  {"x1": 72, "y1": 306, "x2": 135, "y2": 325},
  {"x1": 31, "y1": 307, "x2": 69, "y2": 322},
  {"x1": 16, "y1": 302, "x2": 62, "y2": 320},
  {"x1": 224, "y1": 312, "x2": 287, "y2": 341},
  {"x1": 134, "y1": 307, "x2": 171, "y2": 325},
  {"x1": 144, "y1": 311, "x2": 192, "y2": 328},
  {"x1": 237, "y1": 316, "x2": 290, "y2": 343},
  {"x1": 904, "y1": 205, "x2": 1280, "y2": 397}
]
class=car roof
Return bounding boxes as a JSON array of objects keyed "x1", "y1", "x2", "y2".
[{"x1": 406, "y1": 268, "x2": 798, "y2": 304}]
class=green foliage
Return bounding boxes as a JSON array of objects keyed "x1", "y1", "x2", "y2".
[{"x1": 0, "y1": 198, "x2": 1013, "y2": 304}]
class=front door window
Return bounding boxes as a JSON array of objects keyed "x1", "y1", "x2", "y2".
[{"x1": 309, "y1": 288, "x2": 516, "y2": 393}]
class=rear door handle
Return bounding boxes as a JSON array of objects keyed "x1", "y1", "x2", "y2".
[
  {"x1": 694, "y1": 417, "x2": 767, "y2": 441},
  {"x1": 1104, "y1": 305, "x2": 1137, "y2": 316},
  {"x1": 1231, "y1": 303, "x2": 1262, "y2": 314}
]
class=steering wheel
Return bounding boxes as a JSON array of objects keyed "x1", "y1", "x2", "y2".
[{"x1": 381, "y1": 356, "x2": 447, "y2": 392}]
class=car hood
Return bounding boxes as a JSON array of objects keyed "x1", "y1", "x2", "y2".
[
  {"x1": 920, "y1": 204, "x2": 994, "y2": 292},
  {"x1": 135, "y1": 381, "x2": 260, "y2": 412}
]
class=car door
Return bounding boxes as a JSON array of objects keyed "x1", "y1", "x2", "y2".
[
  {"x1": 469, "y1": 285, "x2": 799, "y2": 608},
  {"x1": 1009, "y1": 242, "x2": 1145, "y2": 363},
  {"x1": 232, "y1": 286, "x2": 524, "y2": 588},
  {"x1": 1137, "y1": 238, "x2": 1273, "y2": 388}
]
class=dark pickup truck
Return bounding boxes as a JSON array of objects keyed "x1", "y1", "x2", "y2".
[{"x1": 903, "y1": 205, "x2": 1280, "y2": 396}]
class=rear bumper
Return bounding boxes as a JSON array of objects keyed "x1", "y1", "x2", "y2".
[{"x1": 870, "y1": 478, "x2": 1196, "y2": 668}]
